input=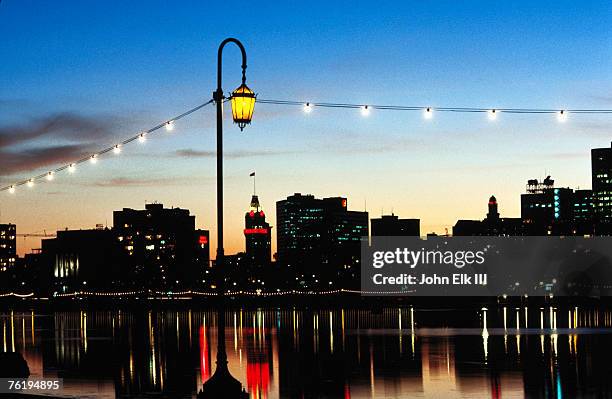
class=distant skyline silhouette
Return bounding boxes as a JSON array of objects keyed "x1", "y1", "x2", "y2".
[{"x1": 1, "y1": 1, "x2": 611, "y2": 256}]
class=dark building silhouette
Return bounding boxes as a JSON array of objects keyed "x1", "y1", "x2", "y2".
[
  {"x1": 592, "y1": 142, "x2": 612, "y2": 233},
  {"x1": 521, "y1": 177, "x2": 573, "y2": 235},
  {"x1": 484, "y1": 196, "x2": 523, "y2": 235},
  {"x1": 371, "y1": 214, "x2": 420, "y2": 236},
  {"x1": 573, "y1": 189, "x2": 594, "y2": 235},
  {"x1": 487, "y1": 195, "x2": 500, "y2": 221},
  {"x1": 42, "y1": 227, "x2": 123, "y2": 294},
  {"x1": 453, "y1": 220, "x2": 484, "y2": 236},
  {"x1": 276, "y1": 194, "x2": 368, "y2": 288},
  {"x1": 113, "y1": 203, "x2": 209, "y2": 289},
  {"x1": 0, "y1": 223, "x2": 16, "y2": 273},
  {"x1": 21, "y1": 250, "x2": 48, "y2": 295},
  {"x1": 453, "y1": 196, "x2": 522, "y2": 236},
  {"x1": 195, "y1": 229, "x2": 211, "y2": 267},
  {"x1": 244, "y1": 195, "x2": 271, "y2": 268}
]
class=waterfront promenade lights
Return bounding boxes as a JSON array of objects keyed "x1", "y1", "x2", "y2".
[{"x1": 198, "y1": 38, "x2": 251, "y2": 399}]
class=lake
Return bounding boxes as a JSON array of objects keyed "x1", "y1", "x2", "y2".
[{"x1": 2, "y1": 304, "x2": 612, "y2": 398}]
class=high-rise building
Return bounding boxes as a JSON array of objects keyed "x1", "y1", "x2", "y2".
[
  {"x1": 276, "y1": 194, "x2": 368, "y2": 288},
  {"x1": 371, "y1": 214, "x2": 420, "y2": 236},
  {"x1": 521, "y1": 177, "x2": 573, "y2": 235},
  {"x1": 592, "y1": 142, "x2": 612, "y2": 233},
  {"x1": 0, "y1": 223, "x2": 16, "y2": 273},
  {"x1": 244, "y1": 195, "x2": 271, "y2": 267},
  {"x1": 573, "y1": 189, "x2": 594, "y2": 235},
  {"x1": 113, "y1": 203, "x2": 209, "y2": 288}
]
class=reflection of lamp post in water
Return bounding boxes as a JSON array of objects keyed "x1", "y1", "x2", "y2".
[{"x1": 198, "y1": 38, "x2": 255, "y2": 399}]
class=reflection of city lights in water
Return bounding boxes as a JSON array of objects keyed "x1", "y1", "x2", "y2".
[
  {"x1": 234, "y1": 312, "x2": 238, "y2": 352},
  {"x1": 329, "y1": 311, "x2": 334, "y2": 354},
  {"x1": 11, "y1": 311, "x2": 15, "y2": 352},
  {"x1": 551, "y1": 333, "x2": 558, "y2": 356},
  {"x1": 200, "y1": 325, "x2": 210, "y2": 382},
  {"x1": 148, "y1": 312, "x2": 156, "y2": 387},
  {"x1": 31, "y1": 311, "x2": 35, "y2": 345},
  {"x1": 516, "y1": 308, "x2": 520, "y2": 329},
  {"x1": 22, "y1": 317, "x2": 25, "y2": 352},
  {"x1": 370, "y1": 344, "x2": 376, "y2": 397},
  {"x1": 341, "y1": 309, "x2": 346, "y2": 350},
  {"x1": 9, "y1": 307, "x2": 612, "y2": 398},
  {"x1": 503, "y1": 307, "x2": 507, "y2": 331},
  {"x1": 481, "y1": 308, "x2": 489, "y2": 361},
  {"x1": 247, "y1": 361, "x2": 270, "y2": 396}
]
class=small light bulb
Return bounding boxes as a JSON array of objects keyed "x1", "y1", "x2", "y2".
[
  {"x1": 27, "y1": 179, "x2": 34, "y2": 188},
  {"x1": 138, "y1": 133, "x2": 147, "y2": 143},
  {"x1": 557, "y1": 110, "x2": 567, "y2": 122},
  {"x1": 360, "y1": 105, "x2": 370, "y2": 116},
  {"x1": 8, "y1": 185, "x2": 15, "y2": 194},
  {"x1": 90, "y1": 154, "x2": 98, "y2": 164},
  {"x1": 488, "y1": 109, "x2": 497, "y2": 121},
  {"x1": 113, "y1": 145, "x2": 121, "y2": 155},
  {"x1": 165, "y1": 121, "x2": 174, "y2": 131},
  {"x1": 304, "y1": 103, "x2": 313, "y2": 113},
  {"x1": 68, "y1": 164, "x2": 76, "y2": 173},
  {"x1": 424, "y1": 107, "x2": 433, "y2": 119},
  {"x1": 46, "y1": 171, "x2": 54, "y2": 181}
]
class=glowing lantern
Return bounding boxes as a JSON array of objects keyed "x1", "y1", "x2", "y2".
[{"x1": 230, "y1": 83, "x2": 256, "y2": 130}]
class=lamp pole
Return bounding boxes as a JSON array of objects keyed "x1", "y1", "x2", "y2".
[{"x1": 198, "y1": 38, "x2": 249, "y2": 399}]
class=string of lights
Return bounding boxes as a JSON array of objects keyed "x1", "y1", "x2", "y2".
[
  {"x1": 257, "y1": 99, "x2": 612, "y2": 120},
  {"x1": 4, "y1": 96, "x2": 612, "y2": 196},
  {"x1": 0, "y1": 99, "x2": 214, "y2": 194}
]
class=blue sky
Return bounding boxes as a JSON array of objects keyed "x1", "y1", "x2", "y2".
[{"x1": 1, "y1": 1, "x2": 611, "y2": 255}]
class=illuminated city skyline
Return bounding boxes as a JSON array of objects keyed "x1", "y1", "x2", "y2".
[{"x1": 1, "y1": 1, "x2": 611, "y2": 257}]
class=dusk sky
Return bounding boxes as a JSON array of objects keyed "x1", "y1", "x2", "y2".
[{"x1": 1, "y1": 1, "x2": 611, "y2": 257}]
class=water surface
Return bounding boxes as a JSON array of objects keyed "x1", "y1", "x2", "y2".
[{"x1": 2, "y1": 305, "x2": 612, "y2": 398}]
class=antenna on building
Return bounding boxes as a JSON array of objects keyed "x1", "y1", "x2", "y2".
[{"x1": 250, "y1": 171, "x2": 256, "y2": 195}]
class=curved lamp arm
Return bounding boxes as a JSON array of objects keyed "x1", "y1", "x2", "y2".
[{"x1": 216, "y1": 38, "x2": 247, "y2": 101}]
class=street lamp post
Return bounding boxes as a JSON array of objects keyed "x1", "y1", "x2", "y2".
[{"x1": 198, "y1": 38, "x2": 255, "y2": 399}]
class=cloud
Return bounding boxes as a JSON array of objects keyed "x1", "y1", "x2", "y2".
[
  {"x1": 0, "y1": 144, "x2": 89, "y2": 175},
  {"x1": 175, "y1": 149, "x2": 297, "y2": 159},
  {"x1": 0, "y1": 112, "x2": 114, "y2": 149},
  {"x1": 0, "y1": 112, "x2": 116, "y2": 176}
]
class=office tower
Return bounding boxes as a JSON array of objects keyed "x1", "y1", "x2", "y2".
[
  {"x1": 592, "y1": 142, "x2": 612, "y2": 233},
  {"x1": 276, "y1": 194, "x2": 368, "y2": 287},
  {"x1": 113, "y1": 203, "x2": 208, "y2": 288},
  {"x1": 521, "y1": 177, "x2": 573, "y2": 235},
  {"x1": 371, "y1": 214, "x2": 420, "y2": 236},
  {"x1": 573, "y1": 189, "x2": 594, "y2": 235}
]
